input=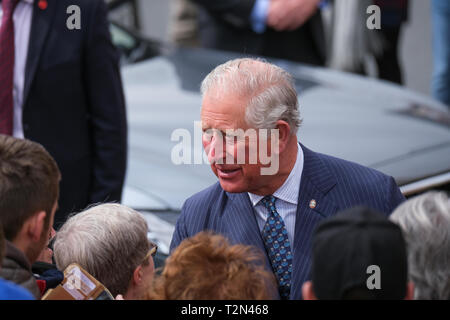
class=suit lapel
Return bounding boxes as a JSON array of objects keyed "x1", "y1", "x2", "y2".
[
  {"x1": 23, "y1": 0, "x2": 57, "y2": 109},
  {"x1": 220, "y1": 145, "x2": 339, "y2": 299},
  {"x1": 223, "y1": 192, "x2": 272, "y2": 267},
  {"x1": 290, "y1": 145, "x2": 339, "y2": 299}
]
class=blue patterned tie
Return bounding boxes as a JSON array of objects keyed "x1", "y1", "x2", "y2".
[{"x1": 261, "y1": 195, "x2": 293, "y2": 300}]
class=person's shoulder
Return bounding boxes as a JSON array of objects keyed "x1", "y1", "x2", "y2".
[
  {"x1": 174, "y1": 182, "x2": 226, "y2": 235},
  {"x1": 0, "y1": 279, "x2": 34, "y2": 300},
  {"x1": 315, "y1": 151, "x2": 391, "y2": 184},
  {"x1": 183, "y1": 182, "x2": 224, "y2": 209},
  {"x1": 311, "y1": 149, "x2": 405, "y2": 214}
]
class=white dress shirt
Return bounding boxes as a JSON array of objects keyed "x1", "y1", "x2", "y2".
[
  {"x1": 248, "y1": 143, "x2": 304, "y2": 245},
  {"x1": 0, "y1": 0, "x2": 34, "y2": 138}
]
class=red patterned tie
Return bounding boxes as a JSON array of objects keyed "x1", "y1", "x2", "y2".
[{"x1": 0, "y1": 0, "x2": 20, "y2": 135}]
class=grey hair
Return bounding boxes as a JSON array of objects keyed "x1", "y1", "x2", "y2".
[
  {"x1": 201, "y1": 58, "x2": 302, "y2": 134},
  {"x1": 390, "y1": 191, "x2": 450, "y2": 300},
  {"x1": 53, "y1": 203, "x2": 150, "y2": 296}
]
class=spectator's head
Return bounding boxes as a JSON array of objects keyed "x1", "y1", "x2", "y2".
[
  {"x1": 390, "y1": 191, "x2": 450, "y2": 300},
  {"x1": 53, "y1": 203, "x2": 155, "y2": 299},
  {"x1": 302, "y1": 206, "x2": 414, "y2": 300},
  {"x1": 200, "y1": 58, "x2": 300, "y2": 195},
  {"x1": 148, "y1": 231, "x2": 277, "y2": 300},
  {"x1": 0, "y1": 135, "x2": 60, "y2": 264}
]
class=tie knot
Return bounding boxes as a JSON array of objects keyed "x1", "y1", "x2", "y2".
[
  {"x1": 261, "y1": 195, "x2": 277, "y2": 209},
  {"x1": 2, "y1": 0, "x2": 20, "y2": 15}
]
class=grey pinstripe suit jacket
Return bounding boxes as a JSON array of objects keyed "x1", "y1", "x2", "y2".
[{"x1": 170, "y1": 145, "x2": 405, "y2": 299}]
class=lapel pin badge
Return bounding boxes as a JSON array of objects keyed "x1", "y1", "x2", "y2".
[
  {"x1": 309, "y1": 199, "x2": 317, "y2": 209},
  {"x1": 38, "y1": 0, "x2": 48, "y2": 10}
]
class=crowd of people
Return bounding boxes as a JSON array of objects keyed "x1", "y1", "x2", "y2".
[
  {"x1": 1, "y1": 56, "x2": 449, "y2": 300},
  {"x1": 0, "y1": 130, "x2": 449, "y2": 300}
]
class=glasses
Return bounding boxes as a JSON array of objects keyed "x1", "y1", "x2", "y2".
[{"x1": 141, "y1": 241, "x2": 158, "y2": 265}]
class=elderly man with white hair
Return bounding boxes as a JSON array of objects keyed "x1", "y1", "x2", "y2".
[
  {"x1": 170, "y1": 58, "x2": 406, "y2": 300},
  {"x1": 390, "y1": 191, "x2": 450, "y2": 300},
  {"x1": 53, "y1": 203, "x2": 156, "y2": 300}
]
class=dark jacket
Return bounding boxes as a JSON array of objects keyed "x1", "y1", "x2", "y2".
[
  {"x1": 23, "y1": 0, "x2": 127, "y2": 227},
  {"x1": 171, "y1": 145, "x2": 405, "y2": 299},
  {"x1": 0, "y1": 242, "x2": 41, "y2": 299},
  {"x1": 374, "y1": 0, "x2": 409, "y2": 26},
  {"x1": 191, "y1": 0, "x2": 326, "y2": 66}
]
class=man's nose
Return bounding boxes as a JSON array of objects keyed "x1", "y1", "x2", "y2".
[{"x1": 206, "y1": 135, "x2": 225, "y2": 164}]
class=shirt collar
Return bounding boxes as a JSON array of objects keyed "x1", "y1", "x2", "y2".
[{"x1": 248, "y1": 143, "x2": 304, "y2": 207}]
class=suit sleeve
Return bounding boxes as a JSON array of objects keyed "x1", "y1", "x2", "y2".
[
  {"x1": 170, "y1": 202, "x2": 190, "y2": 254},
  {"x1": 191, "y1": 0, "x2": 257, "y2": 28},
  {"x1": 83, "y1": 0, "x2": 128, "y2": 204},
  {"x1": 384, "y1": 176, "x2": 406, "y2": 215}
]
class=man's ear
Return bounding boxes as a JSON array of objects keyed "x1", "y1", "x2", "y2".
[
  {"x1": 133, "y1": 265, "x2": 143, "y2": 286},
  {"x1": 27, "y1": 211, "x2": 47, "y2": 242},
  {"x1": 274, "y1": 120, "x2": 291, "y2": 154},
  {"x1": 302, "y1": 281, "x2": 318, "y2": 300},
  {"x1": 404, "y1": 281, "x2": 415, "y2": 300}
]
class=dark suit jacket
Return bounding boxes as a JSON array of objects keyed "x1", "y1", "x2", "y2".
[
  {"x1": 191, "y1": 0, "x2": 326, "y2": 65},
  {"x1": 170, "y1": 145, "x2": 405, "y2": 300},
  {"x1": 22, "y1": 0, "x2": 127, "y2": 227}
]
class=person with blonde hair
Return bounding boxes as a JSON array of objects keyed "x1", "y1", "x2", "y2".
[{"x1": 149, "y1": 232, "x2": 277, "y2": 300}]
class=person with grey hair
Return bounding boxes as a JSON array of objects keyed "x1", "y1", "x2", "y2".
[
  {"x1": 390, "y1": 191, "x2": 450, "y2": 300},
  {"x1": 170, "y1": 58, "x2": 405, "y2": 300},
  {"x1": 53, "y1": 203, "x2": 157, "y2": 300}
]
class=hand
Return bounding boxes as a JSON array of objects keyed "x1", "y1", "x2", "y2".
[
  {"x1": 36, "y1": 228, "x2": 56, "y2": 264},
  {"x1": 115, "y1": 294, "x2": 124, "y2": 300},
  {"x1": 37, "y1": 247, "x2": 54, "y2": 264},
  {"x1": 267, "y1": 0, "x2": 321, "y2": 31}
]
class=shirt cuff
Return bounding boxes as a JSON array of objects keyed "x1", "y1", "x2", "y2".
[{"x1": 250, "y1": 0, "x2": 270, "y2": 34}]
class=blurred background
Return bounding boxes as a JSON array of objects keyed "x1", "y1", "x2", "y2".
[{"x1": 107, "y1": 0, "x2": 433, "y2": 97}]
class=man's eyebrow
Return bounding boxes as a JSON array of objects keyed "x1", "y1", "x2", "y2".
[{"x1": 201, "y1": 127, "x2": 227, "y2": 136}]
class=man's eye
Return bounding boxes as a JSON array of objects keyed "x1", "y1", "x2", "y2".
[
  {"x1": 228, "y1": 134, "x2": 244, "y2": 141},
  {"x1": 225, "y1": 135, "x2": 235, "y2": 141},
  {"x1": 225, "y1": 135, "x2": 238, "y2": 145},
  {"x1": 202, "y1": 132, "x2": 213, "y2": 140}
]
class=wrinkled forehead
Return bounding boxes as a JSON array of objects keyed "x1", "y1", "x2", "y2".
[{"x1": 200, "y1": 92, "x2": 249, "y2": 130}]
